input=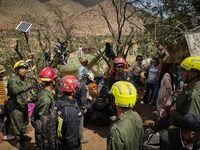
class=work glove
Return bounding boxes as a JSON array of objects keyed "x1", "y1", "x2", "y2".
[{"x1": 29, "y1": 81, "x2": 39, "y2": 89}]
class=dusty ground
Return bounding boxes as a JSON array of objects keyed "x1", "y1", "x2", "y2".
[
  {"x1": 0, "y1": 106, "x2": 155, "y2": 150},
  {"x1": 0, "y1": 90, "x2": 155, "y2": 150}
]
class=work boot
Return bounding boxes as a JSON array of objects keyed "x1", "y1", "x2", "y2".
[
  {"x1": 16, "y1": 140, "x2": 29, "y2": 150},
  {"x1": 80, "y1": 137, "x2": 89, "y2": 144},
  {"x1": 21, "y1": 135, "x2": 32, "y2": 141},
  {"x1": 3, "y1": 135, "x2": 15, "y2": 141}
]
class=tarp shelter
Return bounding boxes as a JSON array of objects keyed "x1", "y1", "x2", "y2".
[{"x1": 185, "y1": 26, "x2": 200, "y2": 56}]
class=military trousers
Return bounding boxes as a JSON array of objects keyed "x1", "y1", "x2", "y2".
[{"x1": 9, "y1": 105, "x2": 29, "y2": 141}]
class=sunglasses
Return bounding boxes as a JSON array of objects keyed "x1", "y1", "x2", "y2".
[
  {"x1": 116, "y1": 66, "x2": 125, "y2": 68},
  {"x1": 137, "y1": 59, "x2": 142, "y2": 61}
]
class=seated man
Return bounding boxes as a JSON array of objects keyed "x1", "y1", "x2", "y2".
[
  {"x1": 89, "y1": 86, "x2": 116, "y2": 126},
  {"x1": 143, "y1": 113, "x2": 200, "y2": 150}
]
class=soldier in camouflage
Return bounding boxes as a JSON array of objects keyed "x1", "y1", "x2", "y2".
[
  {"x1": 7, "y1": 60, "x2": 38, "y2": 148},
  {"x1": 33, "y1": 67, "x2": 57, "y2": 150}
]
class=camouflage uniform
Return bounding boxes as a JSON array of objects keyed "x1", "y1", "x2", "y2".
[
  {"x1": 7, "y1": 76, "x2": 30, "y2": 141},
  {"x1": 35, "y1": 88, "x2": 55, "y2": 117},
  {"x1": 33, "y1": 88, "x2": 55, "y2": 149},
  {"x1": 107, "y1": 110, "x2": 144, "y2": 150},
  {"x1": 169, "y1": 83, "x2": 200, "y2": 126}
]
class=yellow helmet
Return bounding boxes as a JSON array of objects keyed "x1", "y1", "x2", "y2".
[
  {"x1": 180, "y1": 56, "x2": 200, "y2": 71},
  {"x1": 110, "y1": 81, "x2": 137, "y2": 108},
  {"x1": 14, "y1": 60, "x2": 29, "y2": 70}
]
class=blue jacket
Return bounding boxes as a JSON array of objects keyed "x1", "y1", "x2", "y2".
[
  {"x1": 56, "y1": 97, "x2": 80, "y2": 150},
  {"x1": 77, "y1": 65, "x2": 89, "y2": 80}
]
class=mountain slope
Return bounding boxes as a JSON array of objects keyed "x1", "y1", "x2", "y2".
[
  {"x1": 0, "y1": 0, "x2": 91, "y2": 29},
  {"x1": 71, "y1": 0, "x2": 144, "y2": 36},
  {"x1": 0, "y1": 0, "x2": 144, "y2": 36}
]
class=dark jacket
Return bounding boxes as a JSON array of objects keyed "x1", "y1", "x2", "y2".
[
  {"x1": 77, "y1": 79, "x2": 88, "y2": 108},
  {"x1": 56, "y1": 97, "x2": 80, "y2": 150},
  {"x1": 109, "y1": 71, "x2": 135, "y2": 89},
  {"x1": 160, "y1": 128, "x2": 200, "y2": 150}
]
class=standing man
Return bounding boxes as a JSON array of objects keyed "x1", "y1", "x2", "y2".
[
  {"x1": 128, "y1": 55, "x2": 144, "y2": 89},
  {"x1": 109, "y1": 57, "x2": 134, "y2": 89},
  {"x1": 78, "y1": 45, "x2": 83, "y2": 61},
  {"x1": 33, "y1": 67, "x2": 57, "y2": 149},
  {"x1": 77, "y1": 59, "x2": 89, "y2": 81},
  {"x1": 7, "y1": 60, "x2": 38, "y2": 147},
  {"x1": 56, "y1": 75, "x2": 81, "y2": 150},
  {"x1": 77, "y1": 72, "x2": 95, "y2": 144},
  {"x1": 142, "y1": 58, "x2": 159, "y2": 104},
  {"x1": 107, "y1": 81, "x2": 144, "y2": 150},
  {"x1": 170, "y1": 56, "x2": 200, "y2": 126},
  {"x1": 0, "y1": 64, "x2": 15, "y2": 141}
]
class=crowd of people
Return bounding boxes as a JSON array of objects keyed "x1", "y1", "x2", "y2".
[{"x1": 0, "y1": 45, "x2": 200, "y2": 150}]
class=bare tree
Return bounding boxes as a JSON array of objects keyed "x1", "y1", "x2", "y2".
[
  {"x1": 47, "y1": 2, "x2": 75, "y2": 49},
  {"x1": 98, "y1": 0, "x2": 144, "y2": 58}
]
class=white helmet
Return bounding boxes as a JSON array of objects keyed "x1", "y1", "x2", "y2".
[{"x1": 85, "y1": 71, "x2": 94, "y2": 82}]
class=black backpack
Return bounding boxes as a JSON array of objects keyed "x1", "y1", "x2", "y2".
[{"x1": 31, "y1": 101, "x2": 72, "y2": 150}]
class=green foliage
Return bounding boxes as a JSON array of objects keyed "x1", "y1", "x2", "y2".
[
  {"x1": 143, "y1": 0, "x2": 200, "y2": 54},
  {"x1": 0, "y1": 30, "x2": 46, "y2": 78}
]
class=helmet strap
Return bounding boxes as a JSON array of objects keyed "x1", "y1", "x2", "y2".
[
  {"x1": 45, "y1": 82, "x2": 55, "y2": 93},
  {"x1": 186, "y1": 72, "x2": 199, "y2": 84}
]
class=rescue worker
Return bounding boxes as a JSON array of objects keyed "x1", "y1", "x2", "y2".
[
  {"x1": 169, "y1": 56, "x2": 200, "y2": 126},
  {"x1": 33, "y1": 67, "x2": 57, "y2": 149},
  {"x1": 7, "y1": 60, "x2": 38, "y2": 148},
  {"x1": 109, "y1": 57, "x2": 135, "y2": 89},
  {"x1": 107, "y1": 81, "x2": 144, "y2": 150},
  {"x1": 77, "y1": 71, "x2": 95, "y2": 143},
  {"x1": 0, "y1": 64, "x2": 15, "y2": 141},
  {"x1": 56, "y1": 75, "x2": 81, "y2": 150}
]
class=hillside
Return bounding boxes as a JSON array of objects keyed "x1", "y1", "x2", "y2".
[
  {"x1": 71, "y1": 0, "x2": 144, "y2": 36},
  {"x1": 0, "y1": 0, "x2": 89, "y2": 29},
  {"x1": 0, "y1": 0, "x2": 144, "y2": 36}
]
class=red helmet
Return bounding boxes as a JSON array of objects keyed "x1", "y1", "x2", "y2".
[
  {"x1": 40, "y1": 67, "x2": 57, "y2": 82},
  {"x1": 60, "y1": 75, "x2": 79, "y2": 92},
  {"x1": 114, "y1": 57, "x2": 125, "y2": 65}
]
